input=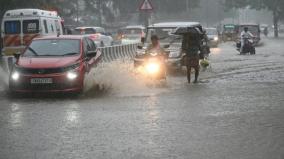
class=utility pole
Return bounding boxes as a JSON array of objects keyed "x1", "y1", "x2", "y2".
[
  {"x1": 186, "y1": 0, "x2": 189, "y2": 13},
  {"x1": 76, "y1": 0, "x2": 79, "y2": 26},
  {"x1": 98, "y1": 0, "x2": 102, "y2": 27},
  {"x1": 206, "y1": 0, "x2": 209, "y2": 27}
]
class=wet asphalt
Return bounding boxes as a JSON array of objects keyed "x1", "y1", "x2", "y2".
[{"x1": 0, "y1": 36, "x2": 283, "y2": 159}]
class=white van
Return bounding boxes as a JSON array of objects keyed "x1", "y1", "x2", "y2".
[{"x1": 1, "y1": 9, "x2": 63, "y2": 56}]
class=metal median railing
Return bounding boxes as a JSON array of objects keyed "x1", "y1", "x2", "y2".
[{"x1": 99, "y1": 43, "x2": 139, "y2": 62}]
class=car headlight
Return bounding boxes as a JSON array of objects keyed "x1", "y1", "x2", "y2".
[
  {"x1": 11, "y1": 71, "x2": 20, "y2": 81},
  {"x1": 169, "y1": 52, "x2": 180, "y2": 58},
  {"x1": 214, "y1": 37, "x2": 219, "y2": 41},
  {"x1": 67, "y1": 71, "x2": 78, "y2": 80}
]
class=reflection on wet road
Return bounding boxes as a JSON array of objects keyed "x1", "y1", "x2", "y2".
[{"x1": 0, "y1": 37, "x2": 283, "y2": 159}]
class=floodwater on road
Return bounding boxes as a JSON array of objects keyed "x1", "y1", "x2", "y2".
[{"x1": 0, "y1": 36, "x2": 283, "y2": 159}]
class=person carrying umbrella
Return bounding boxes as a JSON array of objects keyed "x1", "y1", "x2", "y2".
[{"x1": 181, "y1": 32, "x2": 203, "y2": 83}]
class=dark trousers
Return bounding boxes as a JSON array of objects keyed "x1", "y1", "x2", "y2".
[{"x1": 185, "y1": 55, "x2": 199, "y2": 83}]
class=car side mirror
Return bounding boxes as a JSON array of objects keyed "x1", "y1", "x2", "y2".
[
  {"x1": 87, "y1": 50, "x2": 97, "y2": 58},
  {"x1": 14, "y1": 52, "x2": 21, "y2": 59},
  {"x1": 163, "y1": 44, "x2": 170, "y2": 49}
]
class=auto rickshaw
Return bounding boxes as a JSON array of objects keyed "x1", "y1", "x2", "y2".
[{"x1": 222, "y1": 24, "x2": 237, "y2": 42}]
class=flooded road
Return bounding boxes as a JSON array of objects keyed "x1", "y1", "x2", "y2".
[{"x1": 0, "y1": 36, "x2": 283, "y2": 159}]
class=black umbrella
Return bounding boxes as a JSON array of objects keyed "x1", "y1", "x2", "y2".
[{"x1": 173, "y1": 26, "x2": 203, "y2": 35}]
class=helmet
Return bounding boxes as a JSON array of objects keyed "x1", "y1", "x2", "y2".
[{"x1": 244, "y1": 27, "x2": 248, "y2": 32}]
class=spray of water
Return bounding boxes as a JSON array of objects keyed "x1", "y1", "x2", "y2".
[
  {"x1": 84, "y1": 60, "x2": 168, "y2": 97},
  {"x1": 0, "y1": 67, "x2": 9, "y2": 91}
]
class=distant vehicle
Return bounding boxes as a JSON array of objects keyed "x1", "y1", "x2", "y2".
[
  {"x1": 1, "y1": 9, "x2": 64, "y2": 56},
  {"x1": 205, "y1": 28, "x2": 219, "y2": 48},
  {"x1": 118, "y1": 25, "x2": 145, "y2": 44},
  {"x1": 236, "y1": 24, "x2": 261, "y2": 45},
  {"x1": 236, "y1": 37, "x2": 256, "y2": 55},
  {"x1": 136, "y1": 22, "x2": 204, "y2": 71},
  {"x1": 222, "y1": 24, "x2": 237, "y2": 42},
  {"x1": 9, "y1": 35, "x2": 102, "y2": 93},
  {"x1": 260, "y1": 24, "x2": 269, "y2": 33},
  {"x1": 279, "y1": 24, "x2": 284, "y2": 33},
  {"x1": 74, "y1": 27, "x2": 113, "y2": 47},
  {"x1": 64, "y1": 25, "x2": 76, "y2": 35},
  {"x1": 271, "y1": 24, "x2": 284, "y2": 33}
]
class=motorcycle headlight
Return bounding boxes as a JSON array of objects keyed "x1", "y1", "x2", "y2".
[
  {"x1": 67, "y1": 71, "x2": 78, "y2": 80},
  {"x1": 11, "y1": 71, "x2": 20, "y2": 81},
  {"x1": 146, "y1": 63, "x2": 160, "y2": 74},
  {"x1": 214, "y1": 37, "x2": 219, "y2": 41},
  {"x1": 169, "y1": 52, "x2": 180, "y2": 58}
]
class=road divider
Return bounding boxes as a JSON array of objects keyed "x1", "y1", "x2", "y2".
[{"x1": 99, "y1": 43, "x2": 139, "y2": 62}]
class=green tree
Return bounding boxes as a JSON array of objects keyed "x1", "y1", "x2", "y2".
[{"x1": 224, "y1": 0, "x2": 284, "y2": 37}]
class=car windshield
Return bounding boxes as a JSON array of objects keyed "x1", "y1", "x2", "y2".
[
  {"x1": 124, "y1": 28, "x2": 142, "y2": 35},
  {"x1": 23, "y1": 39, "x2": 80, "y2": 57},
  {"x1": 74, "y1": 28, "x2": 96, "y2": 35},
  {"x1": 206, "y1": 29, "x2": 217, "y2": 35},
  {"x1": 146, "y1": 28, "x2": 182, "y2": 44}
]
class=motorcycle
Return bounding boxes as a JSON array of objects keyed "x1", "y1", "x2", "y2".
[
  {"x1": 134, "y1": 50, "x2": 167, "y2": 80},
  {"x1": 263, "y1": 29, "x2": 268, "y2": 37},
  {"x1": 236, "y1": 37, "x2": 256, "y2": 55}
]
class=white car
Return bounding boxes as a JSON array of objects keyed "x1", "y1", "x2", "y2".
[
  {"x1": 205, "y1": 28, "x2": 219, "y2": 48},
  {"x1": 74, "y1": 27, "x2": 113, "y2": 47},
  {"x1": 120, "y1": 25, "x2": 145, "y2": 44}
]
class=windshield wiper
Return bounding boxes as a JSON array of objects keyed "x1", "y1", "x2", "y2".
[
  {"x1": 28, "y1": 47, "x2": 39, "y2": 56},
  {"x1": 36, "y1": 53, "x2": 78, "y2": 57},
  {"x1": 63, "y1": 52, "x2": 79, "y2": 56},
  {"x1": 39, "y1": 54, "x2": 61, "y2": 56}
]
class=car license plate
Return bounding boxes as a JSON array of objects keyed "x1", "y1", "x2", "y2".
[{"x1": 31, "y1": 78, "x2": 53, "y2": 84}]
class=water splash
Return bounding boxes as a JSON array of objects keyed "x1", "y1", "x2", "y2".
[
  {"x1": 0, "y1": 67, "x2": 9, "y2": 91},
  {"x1": 84, "y1": 60, "x2": 168, "y2": 97}
]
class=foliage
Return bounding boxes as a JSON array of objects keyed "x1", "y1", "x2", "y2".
[{"x1": 223, "y1": 0, "x2": 284, "y2": 37}]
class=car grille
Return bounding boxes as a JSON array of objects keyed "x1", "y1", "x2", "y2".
[
  {"x1": 15, "y1": 63, "x2": 80, "y2": 75},
  {"x1": 17, "y1": 67, "x2": 65, "y2": 74}
]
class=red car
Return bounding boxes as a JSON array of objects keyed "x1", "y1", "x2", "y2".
[{"x1": 9, "y1": 35, "x2": 102, "y2": 93}]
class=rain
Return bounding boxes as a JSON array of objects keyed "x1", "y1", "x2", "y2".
[{"x1": 0, "y1": 0, "x2": 283, "y2": 159}]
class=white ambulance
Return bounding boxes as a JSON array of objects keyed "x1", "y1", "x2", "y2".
[{"x1": 1, "y1": 9, "x2": 64, "y2": 56}]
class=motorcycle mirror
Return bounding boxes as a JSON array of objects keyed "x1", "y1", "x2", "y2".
[
  {"x1": 14, "y1": 52, "x2": 21, "y2": 59},
  {"x1": 163, "y1": 44, "x2": 170, "y2": 49}
]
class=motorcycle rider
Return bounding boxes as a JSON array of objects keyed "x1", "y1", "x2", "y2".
[
  {"x1": 146, "y1": 35, "x2": 166, "y2": 55},
  {"x1": 240, "y1": 27, "x2": 254, "y2": 53}
]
